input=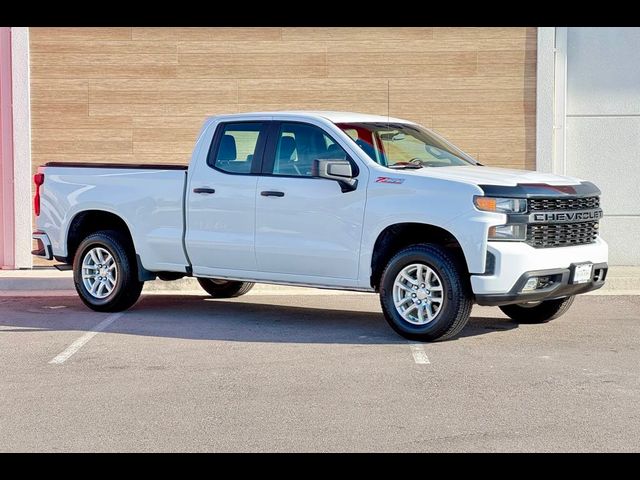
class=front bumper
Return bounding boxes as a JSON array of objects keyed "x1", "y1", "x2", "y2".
[
  {"x1": 475, "y1": 263, "x2": 608, "y2": 306},
  {"x1": 471, "y1": 237, "x2": 608, "y2": 304}
]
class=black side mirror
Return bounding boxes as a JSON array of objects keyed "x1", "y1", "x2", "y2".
[{"x1": 312, "y1": 159, "x2": 358, "y2": 192}]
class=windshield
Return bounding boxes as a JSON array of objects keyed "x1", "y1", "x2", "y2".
[{"x1": 336, "y1": 122, "x2": 477, "y2": 169}]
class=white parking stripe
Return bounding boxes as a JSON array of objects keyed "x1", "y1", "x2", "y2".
[
  {"x1": 409, "y1": 343, "x2": 430, "y2": 364},
  {"x1": 48, "y1": 312, "x2": 123, "y2": 365}
]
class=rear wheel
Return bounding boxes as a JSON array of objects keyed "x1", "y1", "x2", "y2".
[
  {"x1": 499, "y1": 296, "x2": 575, "y2": 323},
  {"x1": 73, "y1": 230, "x2": 143, "y2": 312},
  {"x1": 379, "y1": 244, "x2": 472, "y2": 342},
  {"x1": 197, "y1": 278, "x2": 255, "y2": 298}
]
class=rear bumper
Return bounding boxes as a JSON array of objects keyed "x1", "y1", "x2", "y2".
[
  {"x1": 32, "y1": 231, "x2": 53, "y2": 260},
  {"x1": 475, "y1": 263, "x2": 608, "y2": 306}
]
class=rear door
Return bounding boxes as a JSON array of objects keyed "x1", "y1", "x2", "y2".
[
  {"x1": 254, "y1": 121, "x2": 367, "y2": 280},
  {"x1": 186, "y1": 121, "x2": 267, "y2": 275}
]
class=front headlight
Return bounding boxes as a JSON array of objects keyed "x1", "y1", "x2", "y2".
[
  {"x1": 474, "y1": 196, "x2": 527, "y2": 214},
  {"x1": 488, "y1": 224, "x2": 527, "y2": 241}
]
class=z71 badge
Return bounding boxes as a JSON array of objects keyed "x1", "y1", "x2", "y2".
[{"x1": 375, "y1": 177, "x2": 404, "y2": 184}]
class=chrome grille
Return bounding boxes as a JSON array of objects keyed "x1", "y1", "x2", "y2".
[
  {"x1": 529, "y1": 196, "x2": 600, "y2": 211},
  {"x1": 527, "y1": 221, "x2": 599, "y2": 248}
]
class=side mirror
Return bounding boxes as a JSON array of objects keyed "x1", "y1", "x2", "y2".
[{"x1": 312, "y1": 159, "x2": 358, "y2": 192}]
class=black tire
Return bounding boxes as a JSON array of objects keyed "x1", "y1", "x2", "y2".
[
  {"x1": 499, "y1": 296, "x2": 575, "y2": 324},
  {"x1": 73, "y1": 230, "x2": 143, "y2": 312},
  {"x1": 197, "y1": 278, "x2": 255, "y2": 298},
  {"x1": 379, "y1": 244, "x2": 472, "y2": 342}
]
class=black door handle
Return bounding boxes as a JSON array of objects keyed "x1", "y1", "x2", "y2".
[
  {"x1": 260, "y1": 191, "x2": 285, "y2": 197},
  {"x1": 193, "y1": 188, "x2": 216, "y2": 194}
]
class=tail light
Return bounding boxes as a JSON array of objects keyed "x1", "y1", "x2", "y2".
[{"x1": 34, "y1": 173, "x2": 44, "y2": 216}]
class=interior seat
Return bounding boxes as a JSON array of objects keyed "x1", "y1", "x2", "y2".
[
  {"x1": 276, "y1": 136, "x2": 299, "y2": 175},
  {"x1": 218, "y1": 134, "x2": 237, "y2": 161},
  {"x1": 319, "y1": 143, "x2": 347, "y2": 161}
]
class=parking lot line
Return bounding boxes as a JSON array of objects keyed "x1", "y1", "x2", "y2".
[
  {"x1": 48, "y1": 312, "x2": 124, "y2": 365},
  {"x1": 408, "y1": 343, "x2": 430, "y2": 364}
]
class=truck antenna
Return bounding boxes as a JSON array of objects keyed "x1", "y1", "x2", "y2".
[{"x1": 387, "y1": 80, "x2": 390, "y2": 129}]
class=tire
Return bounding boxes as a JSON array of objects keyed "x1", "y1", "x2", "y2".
[
  {"x1": 197, "y1": 278, "x2": 255, "y2": 298},
  {"x1": 499, "y1": 296, "x2": 575, "y2": 324},
  {"x1": 73, "y1": 230, "x2": 143, "y2": 312},
  {"x1": 379, "y1": 244, "x2": 472, "y2": 342}
]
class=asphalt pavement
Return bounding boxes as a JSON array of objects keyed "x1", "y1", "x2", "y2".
[{"x1": 0, "y1": 290, "x2": 638, "y2": 452}]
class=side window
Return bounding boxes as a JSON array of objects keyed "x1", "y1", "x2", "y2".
[
  {"x1": 210, "y1": 122, "x2": 264, "y2": 174},
  {"x1": 271, "y1": 122, "x2": 348, "y2": 177}
]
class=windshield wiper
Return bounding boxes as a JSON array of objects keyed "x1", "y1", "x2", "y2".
[{"x1": 388, "y1": 164, "x2": 424, "y2": 170}]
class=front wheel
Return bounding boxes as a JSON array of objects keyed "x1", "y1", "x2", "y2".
[
  {"x1": 73, "y1": 230, "x2": 143, "y2": 312},
  {"x1": 499, "y1": 296, "x2": 575, "y2": 323},
  {"x1": 379, "y1": 244, "x2": 473, "y2": 342},
  {"x1": 197, "y1": 278, "x2": 255, "y2": 298}
]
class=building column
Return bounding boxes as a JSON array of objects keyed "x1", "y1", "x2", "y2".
[
  {"x1": 536, "y1": 26, "x2": 568, "y2": 175},
  {"x1": 0, "y1": 27, "x2": 15, "y2": 269},
  {"x1": 0, "y1": 27, "x2": 31, "y2": 270},
  {"x1": 11, "y1": 27, "x2": 32, "y2": 269}
]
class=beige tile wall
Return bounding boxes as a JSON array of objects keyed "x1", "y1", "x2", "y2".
[{"x1": 30, "y1": 27, "x2": 537, "y2": 171}]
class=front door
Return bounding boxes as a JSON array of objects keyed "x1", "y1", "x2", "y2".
[
  {"x1": 255, "y1": 121, "x2": 367, "y2": 280},
  {"x1": 186, "y1": 121, "x2": 268, "y2": 275}
]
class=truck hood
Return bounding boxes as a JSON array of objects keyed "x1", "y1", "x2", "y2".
[{"x1": 404, "y1": 165, "x2": 583, "y2": 187}]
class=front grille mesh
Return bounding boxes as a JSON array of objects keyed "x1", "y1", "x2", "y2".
[
  {"x1": 529, "y1": 196, "x2": 600, "y2": 211},
  {"x1": 527, "y1": 221, "x2": 599, "y2": 248}
]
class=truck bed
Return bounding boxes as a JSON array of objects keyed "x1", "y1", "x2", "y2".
[{"x1": 37, "y1": 163, "x2": 190, "y2": 272}]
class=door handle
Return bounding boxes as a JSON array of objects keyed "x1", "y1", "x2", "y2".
[
  {"x1": 193, "y1": 187, "x2": 216, "y2": 194},
  {"x1": 260, "y1": 191, "x2": 285, "y2": 197}
]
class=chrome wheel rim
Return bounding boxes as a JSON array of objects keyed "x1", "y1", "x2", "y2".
[
  {"x1": 81, "y1": 247, "x2": 117, "y2": 299},
  {"x1": 392, "y1": 263, "x2": 444, "y2": 325}
]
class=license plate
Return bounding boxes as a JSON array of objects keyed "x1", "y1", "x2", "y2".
[{"x1": 572, "y1": 263, "x2": 593, "y2": 284}]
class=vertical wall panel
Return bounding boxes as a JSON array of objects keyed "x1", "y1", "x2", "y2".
[{"x1": 565, "y1": 27, "x2": 640, "y2": 265}]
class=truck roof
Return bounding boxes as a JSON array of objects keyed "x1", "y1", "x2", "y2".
[{"x1": 209, "y1": 111, "x2": 413, "y2": 125}]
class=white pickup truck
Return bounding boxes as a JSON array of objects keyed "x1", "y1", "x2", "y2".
[{"x1": 33, "y1": 111, "x2": 608, "y2": 341}]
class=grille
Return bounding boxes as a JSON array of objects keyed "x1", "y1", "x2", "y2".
[
  {"x1": 527, "y1": 221, "x2": 599, "y2": 248},
  {"x1": 529, "y1": 196, "x2": 600, "y2": 211}
]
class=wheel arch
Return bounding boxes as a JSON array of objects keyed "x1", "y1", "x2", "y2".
[
  {"x1": 369, "y1": 222, "x2": 470, "y2": 290},
  {"x1": 65, "y1": 210, "x2": 155, "y2": 282},
  {"x1": 65, "y1": 210, "x2": 134, "y2": 262}
]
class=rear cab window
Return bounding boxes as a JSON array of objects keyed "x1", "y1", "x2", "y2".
[{"x1": 207, "y1": 122, "x2": 267, "y2": 174}]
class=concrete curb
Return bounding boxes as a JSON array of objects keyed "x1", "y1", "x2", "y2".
[{"x1": 1, "y1": 267, "x2": 639, "y2": 295}]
